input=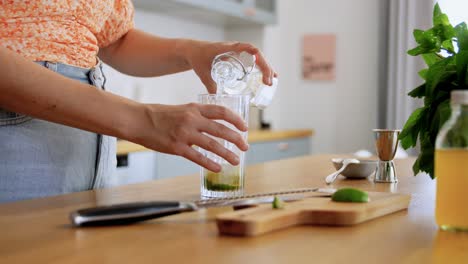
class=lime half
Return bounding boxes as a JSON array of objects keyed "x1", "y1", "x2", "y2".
[{"x1": 331, "y1": 188, "x2": 369, "y2": 203}]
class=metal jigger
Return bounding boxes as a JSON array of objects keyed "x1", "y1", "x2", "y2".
[{"x1": 373, "y1": 129, "x2": 401, "y2": 183}]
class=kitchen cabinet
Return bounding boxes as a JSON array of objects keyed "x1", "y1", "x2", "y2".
[
  {"x1": 114, "y1": 151, "x2": 157, "y2": 186},
  {"x1": 115, "y1": 132, "x2": 311, "y2": 184},
  {"x1": 155, "y1": 153, "x2": 199, "y2": 179},
  {"x1": 155, "y1": 136, "x2": 311, "y2": 179},
  {"x1": 246, "y1": 137, "x2": 310, "y2": 164},
  {"x1": 133, "y1": 0, "x2": 277, "y2": 26}
]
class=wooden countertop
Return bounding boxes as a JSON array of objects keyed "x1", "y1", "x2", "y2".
[
  {"x1": 116, "y1": 129, "x2": 314, "y2": 155},
  {"x1": 1, "y1": 154, "x2": 463, "y2": 263}
]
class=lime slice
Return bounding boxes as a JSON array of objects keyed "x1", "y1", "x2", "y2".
[
  {"x1": 272, "y1": 196, "x2": 285, "y2": 209},
  {"x1": 331, "y1": 188, "x2": 369, "y2": 203}
]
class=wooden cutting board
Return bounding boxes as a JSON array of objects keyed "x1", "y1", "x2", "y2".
[{"x1": 216, "y1": 192, "x2": 411, "y2": 236}]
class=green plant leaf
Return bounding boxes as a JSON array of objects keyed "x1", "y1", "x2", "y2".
[
  {"x1": 399, "y1": 108, "x2": 422, "y2": 140},
  {"x1": 426, "y1": 26, "x2": 454, "y2": 54},
  {"x1": 399, "y1": 107, "x2": 426, "y2": 149},
  {"x1": 437, "y1": 100, "x2": 451, "y2": 130},
  {"x1": 457, "y1": 50, "x2": 468, "y2": 87},
  {"x1": 422, "y1": 30, "x2": 441, "y2": 49},
  {"x1": 418, "y1": 133, "x2": 435, "y2": 178},
  {"x1": 408, "y1": 83, "x2": 426, "y2": 98},
  {"x1": 412, "y1": 156, "x2": 421, "y2": 176},
  {"x1": 413, "y1": 29, "x2": 425, "y2": 43},
  {"x1": 430, "y1": 100, "x2": 451, "y2": 139},
  {"x1": 410, "y1": 122, "x2": 436, "y2": 177},
  {"x1": 455, "y1": 22, "x2": 468, "y2": 32},
  {"x1": 441, "y1": 39, "x2": 455, "y2": 54},
  {"x1": 419, "y1": 149, "x2": 435, "y2": 178},
  {"x1": 422, "y1": 53, "x2": 442, "y2": 66},
  {"x1": 408, "y1": 47, "x2": 425, "y2": 56},
  {"x1": 444, "y1": 25, "x2": 456, "y2": 40},
  {"x1": 408, "y1": 30, "x2": 441, "y2": 55},
  {"x1": 455, "y1": 22, "x2": 468, "y2": 51},
  {"x1": 425, "y1": 57, "x2": 456, "y2": 97},
  {"x1": 433, "y1": 89, "x2": 452, "y2": 103},
  {"x1": 433, "y1": 3, "x2": 442, "y2": 23},
  {"x1": 418, "y1": 69, "x2": 428, "y2": 80},
  {"x1": 400, "y1": 133, "x2": 417, "y2": 150},
  {"x1": 434, "y1": 14, "x2": 450, "y2": 27}
]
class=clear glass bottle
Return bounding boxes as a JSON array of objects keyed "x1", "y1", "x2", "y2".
[
  {"x1": 211, "y1": 51, "x2": 278, "y2": 109},
  {"x1": 435, "y1": 90, "x2": 468, "y2": 231}
]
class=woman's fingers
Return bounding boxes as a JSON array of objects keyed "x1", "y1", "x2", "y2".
[
  {"x1": 198, "y1": 104, "x2": 249, "y2": 153},
  {"x1": 178, "y1": 104, "x2": 248, "y2": 170},
  {"x1": 230, "y1": 42, "x2": 273, "y2": 86},
  {"x1": 253, "y1": 52, "x2": 274, "y2": 86},
  {"x1": 178, "y1": 145, "x2": 222, "y2": 172},
  {"x1": 231, "y1": 42, "x2": 259, "y2": 54},
  {"x1": 140, "y1": 103, "x2": 250, "y2": 172},
  {"x1": 201, "y1": 119, "x2": 248, "y2": 151},
  {"x1": 192, "y1": 133, "x2": 240, "y2": 166},
  {"x1": 199, "y1": 72, "x2": 217, "y2": 94},
  {"x1": 256, "y1": 55, "x2": 273, "y2": 86},
  {"x1": 199, "y1": 104, "x2": 248, "y2": 132}
]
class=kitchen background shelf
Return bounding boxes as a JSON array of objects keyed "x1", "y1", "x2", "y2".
[
  {"x1": 133, "y1": 0, "x2": 277, "y2": 26},
  {"x1": 114, "y1": 129, "x2": 313, "y2": 185},
  {"x1": 116, "y1": 129, "x2": 313, "y2": 155}
]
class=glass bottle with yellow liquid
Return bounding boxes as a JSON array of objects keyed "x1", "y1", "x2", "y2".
[{"x1": 435, "y1": 90, "x2": 468, "y2": 231}]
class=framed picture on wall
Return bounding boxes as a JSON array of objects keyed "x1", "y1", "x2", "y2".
[{"x1": 302, "y1": 34, "x2": 336, "y2": 80}]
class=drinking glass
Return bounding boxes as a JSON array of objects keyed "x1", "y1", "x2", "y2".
[{"x1": 198, "y1": 94, "x2": 250, "y2": 198}]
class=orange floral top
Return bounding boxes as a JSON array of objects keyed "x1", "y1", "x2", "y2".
[{"x1": 0, "y1": 0, "x2": 134, "y2": 68}]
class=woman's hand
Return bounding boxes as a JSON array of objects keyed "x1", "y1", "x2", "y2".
[
  {"x1": 134, "y1": 103, "x2": 249, "y2": 172},
  {"x1": 184, "y1": 40, "x2": 278, "y2": 94}
]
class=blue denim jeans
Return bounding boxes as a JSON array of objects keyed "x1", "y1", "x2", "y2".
[{"x1": 0, "y1": 61, "x2": 116, "y2": 203}]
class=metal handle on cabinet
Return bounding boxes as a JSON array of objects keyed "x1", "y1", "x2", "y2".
[
  {"x1": 277, "y1": 142, "x2": 289, "y2": 151},
  {"x1": 117, "y1": 155, "x2": 129, "y2": 167}
]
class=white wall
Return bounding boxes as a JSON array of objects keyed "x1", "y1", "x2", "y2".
[
  {"x1": 262, "y1": 0, "x2": 384, "y2": 154},
  {"x1": 104, "y1": 10, "x2": 225, "y2": 104}
]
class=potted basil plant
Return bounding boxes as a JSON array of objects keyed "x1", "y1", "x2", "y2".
[{"x1": 399, "y1": 3, "x2": 468, "y2": 178}]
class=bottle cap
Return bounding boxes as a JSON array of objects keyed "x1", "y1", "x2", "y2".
[{"x1": 451, "y1": 90, "x2": 468, "y2": 104}]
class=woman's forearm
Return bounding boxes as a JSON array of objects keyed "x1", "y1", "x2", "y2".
[
  {"x1": 0, "y1": 47, "x2": 144, "y2": 142},
  {"x1": 99, "y1": 29, "x2": 276, "y2": 94},
  {"x1": 98, "y1": 29, "x2": 194, "y2": 77}
]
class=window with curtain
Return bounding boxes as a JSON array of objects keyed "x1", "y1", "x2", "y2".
[{"x1": 382, "y1": 0, "x2": 432, "y2": 132}]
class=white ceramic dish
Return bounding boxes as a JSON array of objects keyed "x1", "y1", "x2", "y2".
[{"x1": 331, "y1": 158, "x2": 378, "y2": 179}]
